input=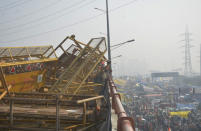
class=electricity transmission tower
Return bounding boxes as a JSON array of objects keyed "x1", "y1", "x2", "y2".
[{"x1": 181, "y1": 26, "x2": 193, "y2": 76}]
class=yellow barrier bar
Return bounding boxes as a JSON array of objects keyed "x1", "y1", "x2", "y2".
[
  {"x1": 0, "y1": 58, "x2": 57, "y2": 67},
  {"x1": 0, "y1": 85, "x2": 12, "y2": 100},
  {"x1": 77, "y1": 95, "x2": 104, "y2": 104}
]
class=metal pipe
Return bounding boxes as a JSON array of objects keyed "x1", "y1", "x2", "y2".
[{"x1": 77, "y1": 95, "x2": 104, "y2": 104}]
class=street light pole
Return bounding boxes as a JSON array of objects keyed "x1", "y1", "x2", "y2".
[{"x1": 106, "y1": 0, "x2": 112, "y2": 71}]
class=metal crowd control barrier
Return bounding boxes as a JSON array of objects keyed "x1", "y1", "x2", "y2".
[{"x1": 108, "y1": 75, "x2": 135, "y2": 131}]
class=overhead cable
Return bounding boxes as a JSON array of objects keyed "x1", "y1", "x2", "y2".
[
  {"x1": 0, "y1": 0, "x2": 88, "y2": 31},
  {"x1": 0, "y1": 0, "x2": 98, "y2": 37},
  {"x1": 0, "y1": 0, "x2": 33, "y2": 10},
  {"x1": 0, "y1": 0, "x2": 62, "y2": 24},
  {"x1": 0, "y1": 0, "x2": 137, "y2": 43}
]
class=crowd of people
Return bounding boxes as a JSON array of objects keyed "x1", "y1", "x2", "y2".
[{"x1": 123, "y1": 95, "x2": 201, "y2": 131}]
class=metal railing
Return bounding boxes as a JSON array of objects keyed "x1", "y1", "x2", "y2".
[
  {"x1": 108, "y1": 75, "x2": 135, "y2": 131},
  {"x1": 0, "y1": 93, "x2": 106, "y2": 131}
]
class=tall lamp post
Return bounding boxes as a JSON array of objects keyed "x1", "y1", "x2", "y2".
[
  {"x1": 95, "y1": 0, "x2": 111, "y2": 72},
  {"x1": 106, "y1": 0, "x2": 112, "y2": 71},
  {"x1": 95, "y1": 1, "x2": 134, "y2": 73}
]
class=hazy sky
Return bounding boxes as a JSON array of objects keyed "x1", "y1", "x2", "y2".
[{"x1": 0, "y1": 0, "x2": 201, "y2": 75}]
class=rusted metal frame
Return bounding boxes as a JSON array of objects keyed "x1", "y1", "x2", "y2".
[
  {"x1": 0, "y1": 123, "x2": 93, "y2": 131},
  {"x1": 77, "y1": 95, "x2": 104, "y2": 104},
  {"x1": 0, "y1": 58, "x2": 57, "y2": 67},
  {"x1": 0, "y1": 114, "x2": 73, "y2": 124},
  {"x1": 0, "y1": 54, "x2": 44, "y2": 60},
  {"x1": 70, "y1": 65, "x2": 97, "y2": 94},
  {"x1": 59, "y1": 45, "x2": 67, "y2": 55},
  {"x1": 1, "y1": 101, "x2": 96, "y2": 107},
  {"x1": 65, "y1": 44, "x2": 78, "y2": 55},
  {"x1": 69, "y1": 70, "x2": 84, "y2": 81},
  {"x1": 56, "y1": 95, "x2": 60, "y2": 131},
  {"x1": 69, "y1": 38, "x2": 106, "y2": 95},
  {"x1": 0, "y1": 45, "x2": 51, "y2": 49},
  {"x1": 3, "y1": 92, "x2": 95, "y2": 97},
  {"x1": 71, "y1": 50, "x2": 107, "y2": 97},
  {"x1": 9, "y1": 99, "x2": 13, "y2": 127},
  {"x1": 55, "y1": 46, "x2": 93, "y2": 92},
  {"x1": 0, "y1": 67, "x2": 9, "y2": 92},
  {"x1": 64, "y1": 62, "x2": 93, "y2": 93},
  {"x1": 8, "y1": 48, "x2": 14, "y2": 61},
  {"x1": 3, "y1": 97, "x2": 56, "y2": 102},
  {"x1": 0, "y1": 48, "x2": 8, "y2": 56},
  {"x1": 0, "y1": 85, "x2": 12, "y2": 100},
  {"x1": 98, "y1": 39, "x2": 107, "y2": 61},
  {"x1": 69, "y1": 35, "x2": 84, "y2": 49},
  {"x1": 2, "y1": 97, "x2": 98, "y2": 106},
  {"x1": 41, "y1": 45, "x2": 57, "y2": 58},
  {"x1": 76, "y1": 95, "x2": 106, "y2": 126},
  {"x1": 51, "y1": 37, "x2": 105, "y2": 93},
  {"x1": 81, "y1": 68, "x2": 85, "y2": 80},
  {"x1": 42, "y1": 46, "x2": 52, "y2": 57},
  {"x1": 95, "y1": 42, "x2": 107, "y2": 58},
  {"x1": 0, "y1": 111, "x2": 94, "y2": 121},
  {"x1": 0, "y1": 119, "x2": 90, "y2": 124},
  {"x1": 0, "y1": 126, "x2": 55, "y2": 131},
  {"x1": 39, "y1": 47, "x2": 43, "y2": 57},
  {"x1": 51, "y1": 46, "x2": 58, "y2": 58},
  {"x1": 108, "y1": 75, "x2": 135, "y2": 131},
  {"x1": 25, "y1": 47, "x2": 32, "y2": 60},
  {"x1": 0, "y1": 67, "x2": 7, "y2": 88},
  {"x1": 0, "y1": 115, "x2": 102, "y2": 126},
  {"x1": 55, "y1": 36, "x2": 69, "y2": 51},
  {"x1": 3, "y1": 97, "x2": 76, "y2": 103},
  {"x1": 64, "y1": 38, "x2": 93, "y2": 70},
  {"x1": 37, "y1": 47, "x2": 49, "y2": 59},
  {"x1": 78, "y1": 120, "x2": 105, "y2": 131},
  {"x1": 37, "y1": 47, "x2": 44, "y2": 59},
  {"x1": 63, "y1": 123, "x2": 91, "y2": 130},
  {"x1": 72, "y1": 40, "x2": 83, "y2": 50},
  {"x1": 83, "y1": 102, "x2": 87, "y2": 125},
  {"x1": 14, "y1": 48, "x2": 26, "y2": 58},
  {"x1": 50, "y1": 44, "x2": 89, "y2": 92},
  {"x1": 47, "y1": 36, "x2": 69, "y2": 58}
]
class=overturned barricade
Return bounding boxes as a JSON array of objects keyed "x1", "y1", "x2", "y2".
[{"x1": 0, "y1": 35, "x2": 111, "y2": 130}]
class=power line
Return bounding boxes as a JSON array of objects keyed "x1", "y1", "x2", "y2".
[
  {"x1": 110, "y1": 0, "x2": 137, "y2": 12},
  {"x1": 0, "y1": 0, "x2": 88, "y2": 31},
  {"x1": 0, "y1": 0, "x2": 21, "y2": 8},
  {"x1": 0, "y1": 13, "x2": 104, "y2": 43},
  {"x1": 0, "y1": 0, "x2": 137, "y2": 43},
  {"x1": 0, "y1": 0, "x2": 33, "y2": 10},
  {"x1": 0, "y1": 0, "x2": 62, "y2": 24},
  {"x1": 0, "y1": 0, "x2": 98, "y2": 37}
]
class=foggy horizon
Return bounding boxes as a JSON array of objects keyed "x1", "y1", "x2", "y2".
[{"x1": 0, "y1": 0, "x2": 201, "y2": 75}]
